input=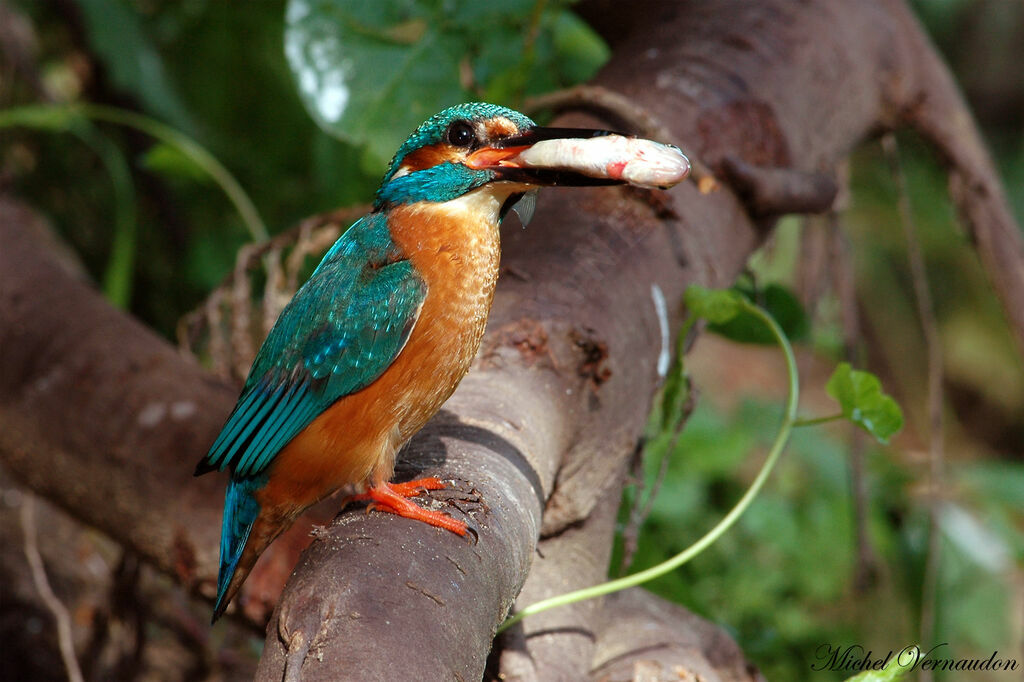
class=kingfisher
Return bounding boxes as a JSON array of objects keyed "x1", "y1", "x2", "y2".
[{"x1": 194, "y1": 102, "x2": 689, "y2": 621}]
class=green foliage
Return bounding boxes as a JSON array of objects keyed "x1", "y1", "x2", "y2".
[
  {"x1": 0, "y1": 106, "x2": 137, "y2": 308},
  {"x1": 284, "y1": 0, "x2": 609, "y2": 167},
  {"x1": 826, "y1": 363, "x2": 904, "y2": 443},
  {"x1": 714, "y1": 281, "x2": 810, "y2": 344},
  {"x1": 74, "y1": 0, "x2": 197, "y2": 133},
  {"x1": 619, "y1": 395, "x2": 1023, "y2": 681},
  {"x1": 685, "y1": 284, "x2": 897, "y2": 442},
  {"x1": 620, "y1": 280, "x2": 1017, "y2": 680},
  {"x1": 617, "y1": 401, "x2": 857, "y2": 680},
  {"x1": 685, "y1": 280, "x2": 810, "y2": 344},
  {"x1": 658, "y1": 318, "x2": 693, "y2": 433}
]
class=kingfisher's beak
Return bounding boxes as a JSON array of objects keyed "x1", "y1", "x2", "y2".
[
  {"x1": 465, "y1": 126, "x2": 625, "y2": 187},
  {"x1": 465, "y1": 125, "x2": 690, "y2": 190}
]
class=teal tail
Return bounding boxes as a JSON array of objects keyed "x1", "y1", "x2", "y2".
[{"x1": 212, "y1": 475, "x2": 264, "y2": 622}]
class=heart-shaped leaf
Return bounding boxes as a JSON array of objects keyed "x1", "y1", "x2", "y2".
[{"x1": 826, "y1": 363, "x2": 904, "y2": 443}]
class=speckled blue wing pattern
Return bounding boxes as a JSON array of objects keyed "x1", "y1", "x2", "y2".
[{"x1": 199, "y1": 212, "x2": 426, "y2": 478}]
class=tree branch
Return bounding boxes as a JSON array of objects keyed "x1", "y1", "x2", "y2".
[{"x1": 0, "y1": 195, "x2": 234, "y2": 612}]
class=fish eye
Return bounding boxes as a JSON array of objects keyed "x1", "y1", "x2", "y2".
[{"x1": 446, "y1": 120, "x2": 476, "y2": 148}]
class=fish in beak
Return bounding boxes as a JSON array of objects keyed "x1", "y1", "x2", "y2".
[{"x1": 467, "y1": 126, "x2": 691, "y2": 190}]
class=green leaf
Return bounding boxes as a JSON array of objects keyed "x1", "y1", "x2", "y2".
[
  {"x1": 826, "y1": 363, "x2": 904, "y2": 443},
  {"x1": 683, "y1": 285, "x2": 744, "y2": 324},
  {"x1": 706, "y1": 282, "x2": 809, "y2": 345},
  {"x1": 759, "y1": 283, "x2": 809, "y2": 340}
]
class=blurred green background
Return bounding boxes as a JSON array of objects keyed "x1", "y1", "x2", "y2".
[{"x1": 1, "y1": 1, "x2": 1021, "y2": 680}]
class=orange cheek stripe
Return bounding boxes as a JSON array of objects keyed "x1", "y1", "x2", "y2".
[{"x1": 400, "y1": 144, "x2": 459, "y2": 172}]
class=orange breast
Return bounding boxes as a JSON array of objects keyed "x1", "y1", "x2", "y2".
[{"x1": 257, "y1": 194, "x2": 503, "y2": 512}]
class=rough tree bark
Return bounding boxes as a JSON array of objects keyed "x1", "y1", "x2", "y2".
[{"x1": 1, "y1": 1, "x2": 1020, "y2": 681}]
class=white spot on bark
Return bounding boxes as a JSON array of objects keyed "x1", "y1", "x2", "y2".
[
  {"x1": 170, "y1": 401, "x2": 197, "y2": 420},
  {"x1": 651, "y1": 283, "x2": 670, "y2": 377},
  {"x1": 138, "y1": 403, "x2": 166, "y2": 427},
  {"x1": 27, "y1": 366, "x2": 65, "y2": 396},
  {"x1": 85, "y1": 553, "x2": 108, "y2": 578},
  {"x1": 3, "y1": 488, "x2": 24, "y2": 508}
]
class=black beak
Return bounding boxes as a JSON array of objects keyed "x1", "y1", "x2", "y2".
[
  {"x1": 494, "y1": 126, "x2": 623, "y2": 148},
  {"x1": 466, "y1": 125, "x2": 628, "y2": 187}
]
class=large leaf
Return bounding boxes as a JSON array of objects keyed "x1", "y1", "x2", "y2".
[{"x1": 284, "y1": 0, "x2": 609, "y2": 167}]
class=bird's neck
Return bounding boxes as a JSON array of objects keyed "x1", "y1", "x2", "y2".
[
  {"x1": 374, "y1": 189, "x2": 511, "y2": 441},
  {"x1": 386, "y1": 188, "x2": 509, "y2": 282},
  {"x1": 389, "y1": 188, "x2": 505, "y2": 247}
]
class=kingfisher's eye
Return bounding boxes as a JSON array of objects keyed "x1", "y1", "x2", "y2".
[{"x1": 446, "y1": 120, "x2": 476, "y2": 148}]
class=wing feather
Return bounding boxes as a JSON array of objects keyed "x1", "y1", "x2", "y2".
[{"x1": 196, "y1": 213, "x2": 426, "y2": 479}]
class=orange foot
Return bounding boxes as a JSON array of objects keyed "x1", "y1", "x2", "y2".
[{"x1": 352, "y1": 477, "x2": 468, "y2": 536}]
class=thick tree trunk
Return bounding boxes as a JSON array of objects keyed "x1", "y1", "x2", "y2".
[{"x1": 1, "y1": 1, "x2": 1019, "y2": 680}]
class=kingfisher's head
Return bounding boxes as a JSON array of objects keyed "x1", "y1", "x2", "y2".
[{"x1": 373, "y1": 102, "x2": 625, "y2": 217}]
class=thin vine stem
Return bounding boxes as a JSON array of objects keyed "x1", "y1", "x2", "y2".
[
  {"x1": 792, "y1": 413, "x2": 844, "y2": 428},
  {"x1": 497, "y1": 299, "x2": 800, "y2": 633},
  {"x1": 0, "y1": 103, "x2": 268, "y2": 242}
]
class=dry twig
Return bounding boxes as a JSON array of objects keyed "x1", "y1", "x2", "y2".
[
  {"x1": 883, "y1": 133, "x2": 946, "y2": 675},
  {"x1": 20, "y1": 494, "x2": 85, "y2": 682},
  {"x1": 828, "y1": 212, "x2": 881, "y2": 591},
  {"x1": 176, "y1": 206, "x2": 366, "y2": 380}
]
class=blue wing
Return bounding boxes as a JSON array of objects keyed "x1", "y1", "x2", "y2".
[{"x1": 196, "y1": 213, "x2": 426, "y2": 479}]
